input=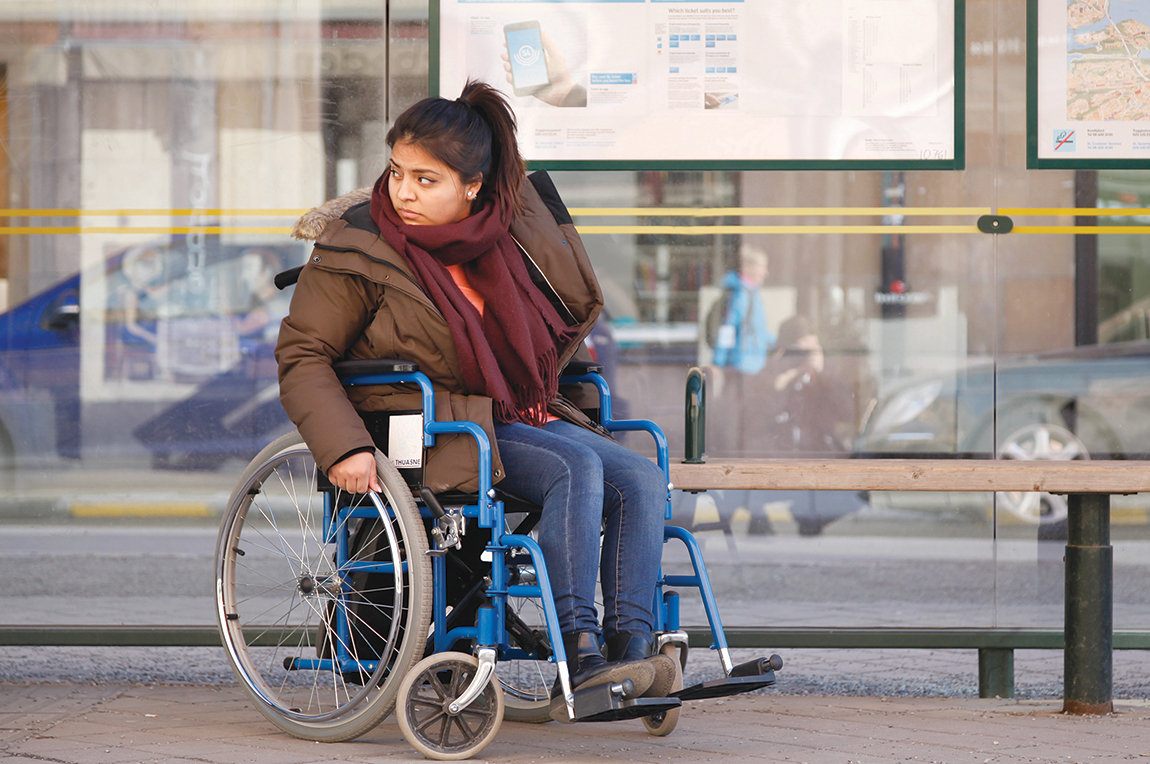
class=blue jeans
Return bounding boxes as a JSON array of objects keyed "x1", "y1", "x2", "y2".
[{"x1": 493, "y1": 420, "x2": 666, "y2": 637}]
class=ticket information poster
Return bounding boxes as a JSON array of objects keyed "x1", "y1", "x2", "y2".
[
  {"x1": 433, "y1": 0, "x2": 962, "y2": 168},
  {"x1": 1031, "y1": 0, "x2": 1150, "y2": 168}
]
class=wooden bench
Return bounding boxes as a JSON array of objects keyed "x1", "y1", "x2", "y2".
[{"x1": 668, "y1": 458, "x2": 1150, "y2": 714}]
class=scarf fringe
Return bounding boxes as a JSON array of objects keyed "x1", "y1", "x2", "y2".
[{"x1": 494, "y1": 348, "x2": 561, "y2": 426}]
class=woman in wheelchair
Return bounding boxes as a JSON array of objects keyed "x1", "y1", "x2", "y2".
[{"x1": 276, "y1": 80, "x2": 677, "y2": 719}]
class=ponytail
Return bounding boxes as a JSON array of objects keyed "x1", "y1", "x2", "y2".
[{"x1": 386, "y1": 80, "x2": 527, "y2": 215}]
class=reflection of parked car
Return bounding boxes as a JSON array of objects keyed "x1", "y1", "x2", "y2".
[
  {"x1": 0, "y1": 239, "x2": 306, "y2": 473},
  {"x1": 855, "y1": 340, "x2": 1150, "y2": 525}
]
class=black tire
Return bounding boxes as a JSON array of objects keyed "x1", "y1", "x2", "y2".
[
  {"x1": 215, "y1": 431, "x2": 432, "y2": 742},
  {"x1": 796, "y1": 518, "x2": 825, "y2": 537},
  {"x1": 0, "y1": 420, "x2": 13, "y2": 493}
]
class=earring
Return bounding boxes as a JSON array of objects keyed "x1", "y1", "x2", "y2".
[{"x1": 467, "y1": 192, "x2": 475, "y2": 199}]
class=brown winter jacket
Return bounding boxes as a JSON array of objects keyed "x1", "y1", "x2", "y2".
[{"x1": 276, "y1": 171, "x2": 604, "y2": 494}]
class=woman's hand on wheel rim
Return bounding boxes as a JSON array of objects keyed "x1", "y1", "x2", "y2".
[{"x1": 327, "y1": 451, "x2": 383, "y2": 494}]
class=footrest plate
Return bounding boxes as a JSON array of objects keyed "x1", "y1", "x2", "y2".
[
  {"x1": 673, "y1": 672, "x2": 776, "y2": 701},
  {"x1": 560, "y1": 681, "x2": 683, "y2": 723},
  {"x1": 577, "y1": 695, "x2": 682, "y2": 723}
]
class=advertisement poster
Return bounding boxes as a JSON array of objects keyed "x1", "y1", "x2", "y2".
[
  {"x1": 434, "y1": 0, "x2": 961, "y2": 168},
  {"x1": 1032, "y1": 0, "x2": 1150, "y2": 167}
]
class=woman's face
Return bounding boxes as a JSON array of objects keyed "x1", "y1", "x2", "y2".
[{"x1": 387, "y1": 140, "x2": 482, "y2": 226}]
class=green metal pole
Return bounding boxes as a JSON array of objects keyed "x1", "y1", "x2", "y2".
[
  {"x1": 1063, "y1": 492, "x2": 1113, "y2": 714},
  {"x1": 978, "y1": 648, "x2": 1015, "y2": 698},
  {"x1": 684, "y1": 366, "x2": 706, "y2": 464}
]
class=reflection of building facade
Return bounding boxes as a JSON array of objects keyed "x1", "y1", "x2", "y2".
[{"x1": 0, "y1": 0, "x2": 1142, "y2": 468}]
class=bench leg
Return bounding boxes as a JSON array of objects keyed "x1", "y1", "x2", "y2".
[
  {"x1": 1064, "y1": 492, "x2": 1113, "y2": 715},
  {"x1": 978, "y1": 648, "x2": 1014, "y2": 698}
]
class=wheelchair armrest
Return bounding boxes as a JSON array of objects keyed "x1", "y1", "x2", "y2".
[
  {"x1": 334, "y1": 358, "x2": 420, "y2": 381},
  {"x1": 560, "y1": 360, "x2": 604, "y2": 377}
]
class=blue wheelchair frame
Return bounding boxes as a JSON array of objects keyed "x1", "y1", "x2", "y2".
[{"x1": 320, "y1": 364, "x2": 775, "y2": 722}]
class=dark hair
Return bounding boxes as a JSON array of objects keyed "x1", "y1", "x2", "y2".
[
  {"x1": 386, "y1": 80, "x2": 526, "y2": 214},
  {"x1": 776, "y1": 315, "x2": 817, "y2": 348}
]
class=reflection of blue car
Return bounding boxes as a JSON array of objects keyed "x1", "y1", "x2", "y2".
[
  {"x1": 0, "y1": 239, "x2": 306, "y2": 471},
  {"x1": 0, "y1": 240, "x2": 626, "y2": 474}
]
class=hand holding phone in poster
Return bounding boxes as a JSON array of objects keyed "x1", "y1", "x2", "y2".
[{"x1": 501, "y1": 23, "x2": 586, "y2": 107}]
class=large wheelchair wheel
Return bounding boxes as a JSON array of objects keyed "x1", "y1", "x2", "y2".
[
  {"x1": 497, "y1": 562, "x2": 557, "y2": 723},
  {"x1": 215, "y1": 431, "x2": 432, "y2": 742}
]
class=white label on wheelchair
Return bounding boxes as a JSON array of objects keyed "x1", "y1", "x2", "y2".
[{"x1": 388, "y1": 413, "x2": 424, "y2": 468}]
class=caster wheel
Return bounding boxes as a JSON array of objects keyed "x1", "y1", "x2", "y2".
[
  {"x1": 397, "y1": 652, "x2": 504, "y2": 761},
  {"x1": 642, "y1": 643, "x2": 683, "y2": 737}
]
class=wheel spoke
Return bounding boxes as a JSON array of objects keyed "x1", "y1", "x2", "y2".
[
  {"x1": 460, "y1": 703, "x2": 495, "y2": 720},
  {"x1": 1032, "y1": 426, "x2": 1052, "y2": 456},
  {"x1": 995, "y1": 423, "x2": 1090, "y2": 524},
  {"x1": 433, "y1": 670, "x2": 454, "y2": 702},
  {"x1": 1001, "y1": 442, "x2": 1029, "y2": 460},
  {"x1": 452, "y1": 712, "x2": 477, "y2": 742},
  {"x1": 436, "y1": 711, "x2": 453, "y2": 748},
  {"x1": 414, "y1": 703, "x2": 449, "y2": 733}
]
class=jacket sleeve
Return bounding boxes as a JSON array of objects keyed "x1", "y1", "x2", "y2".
[{"x1": 276, "y1": 261, "x2": 382, "y2": 473}]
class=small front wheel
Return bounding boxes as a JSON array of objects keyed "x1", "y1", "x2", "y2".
[
  {"x1": 398, "y1": 652, "x2": 505, "y2": 760},
  {"x1": 642, "y1": 642, "x2": 683, "y2": 737}
]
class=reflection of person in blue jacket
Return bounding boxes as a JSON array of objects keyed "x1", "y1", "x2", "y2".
[
  {"x1": 711, "y1": 245, "x2": 775, "y2": 374},
  {"x1": 707, "y1": 244, "x2": 776, "y2": 463}
]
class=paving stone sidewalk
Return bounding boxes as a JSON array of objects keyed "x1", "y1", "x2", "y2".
[{"x1": 3, "y1": 682, "x2": 1150, "y2": 764}]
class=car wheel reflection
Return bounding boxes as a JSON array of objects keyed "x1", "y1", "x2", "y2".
[
  {"x1": 0, "y1": 422, "x2": 13, "y2": 492},
  {"x1": 995, "y1": 422, "x2": 1089, "y2": 525}
]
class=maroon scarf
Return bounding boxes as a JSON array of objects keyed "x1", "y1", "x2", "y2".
[{"x1": 370, "y1": 175, "x2": 576, "y2": 425}]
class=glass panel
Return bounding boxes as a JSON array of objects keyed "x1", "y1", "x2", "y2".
[
  {"x1": 991, "y1": 0, "x2": 1068, "y2": 630},
  {"x1": 995, "y1": 0, "x2": 1150, "y2": 635},
  {"x1": 0, "y1": 1, "x2": 386, "y2": 626},
  {"x1": 543, "y1": 153, "x2": 998, "y2": 628},
  {"x1": 2, "y1": 0, "x2": 1144, "y2": 657}
]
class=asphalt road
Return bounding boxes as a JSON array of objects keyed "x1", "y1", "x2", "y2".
[
  {"x1": 6, "y1": 519, "x2": 1150, "y2": 627},
  {"x1": 4, "y1": 513, "x2": 1150, "y2": 699}
]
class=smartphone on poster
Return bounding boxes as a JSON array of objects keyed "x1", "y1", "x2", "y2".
[{"x1": 504, "y1": 21, "x2": 551, "y2": 96}]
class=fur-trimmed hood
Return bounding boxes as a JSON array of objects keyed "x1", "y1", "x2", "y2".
[{"x1": 291, "y1": 187, "x2": 372, "y2": 241}]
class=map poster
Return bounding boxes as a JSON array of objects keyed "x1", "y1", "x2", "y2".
[
  {"x1": 1031, "y1": 0, "x2": 1150, "y2": 167},
  {"x1": 432, "y1": 0, "x2": 962, "y2": 169}
]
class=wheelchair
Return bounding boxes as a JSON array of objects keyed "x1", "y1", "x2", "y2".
[{"x1": 214, "y1": 357, "x2": 781, "y2": 759}]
